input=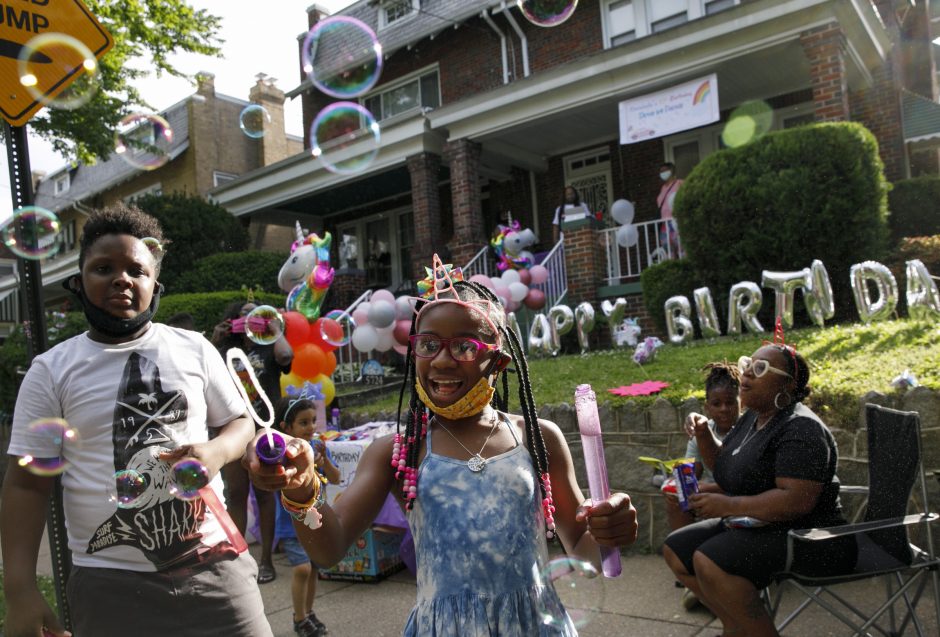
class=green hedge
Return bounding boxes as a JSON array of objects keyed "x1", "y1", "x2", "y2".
[
  {"x1": 640, "y1": 259, "x2": 698, "y2": 334},
  {"x1": 155, "y1": 291, "x2": 287, "y2": 333},
  {"x1": 887, "y1": 177, "x2": 940, "y2": 243},
  {"x1": 171, "y1": 251, "x2": 290, "y2": 294},
  {"x1": 676, "y1": 122, "x2": 889, "y2": 325}
]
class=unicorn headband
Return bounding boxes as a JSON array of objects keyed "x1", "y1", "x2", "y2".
[
  {"x1": 413, "y1": 254, "x2": 502, "y2": 347},
  {"x1": 283, "y1": 381, "x2": 326, "y2": 422}
]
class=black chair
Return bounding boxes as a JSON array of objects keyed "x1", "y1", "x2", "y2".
[{"x1": 766, "y1": 404, "x2": 940, "y2": 636}]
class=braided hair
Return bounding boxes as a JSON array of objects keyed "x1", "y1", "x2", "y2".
[
  {"x1": 392, "y1": 281, "x2": 553, "y2": 525},
  {"x1": 701, "y1": 360, "x2": 741, "y2": 398}
]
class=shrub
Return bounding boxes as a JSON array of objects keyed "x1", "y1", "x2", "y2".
[
  {"x1": 887, "y1": 177, "x2": 940, "y2": 243},
  {"x1": 640, "y1": 259, "x2": 698, "y2": 334},
  {"x1": 172, "y1": 251, "x2": 290, "y2": 294},
  {"x1": 155, "y1": 291, "x2": 286, "y2": 334},
  {"x1": 676, "y1": 122, "x2": 889, "y2": 326},
  {"x1": 133, "y1": 193, "x2": 249, "y2": 291}
]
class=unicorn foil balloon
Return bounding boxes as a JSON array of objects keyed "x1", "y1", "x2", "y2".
[{"x1": 279, "y1": 221, "x2": 334, "y2": 321}]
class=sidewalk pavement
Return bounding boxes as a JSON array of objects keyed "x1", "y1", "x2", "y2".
[{"x1": 12, "y1": 527, "x2": 940, "y2": 636}]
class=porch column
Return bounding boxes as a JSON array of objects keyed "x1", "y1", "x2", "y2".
[
  {"x1": 407, "y1": 151, "x2": 442, "y2": 277},
  {"x1": 444, "y1": 138, "x2": 485, "y2": 267},
  {"x1": 561, "y1": 216, "x2": 605, "y2": 307},
  {"x1": 800, "y1": 23, "x2": 850, "y2": 122}
]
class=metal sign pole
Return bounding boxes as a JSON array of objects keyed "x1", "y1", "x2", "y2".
[{"x1": 4, "y1": 121, "x2": 71, "y2": 630}]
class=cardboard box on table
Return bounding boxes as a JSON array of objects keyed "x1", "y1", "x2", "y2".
[{"x1": 318, "y1": 422, "x2": 408, "y2": 582}]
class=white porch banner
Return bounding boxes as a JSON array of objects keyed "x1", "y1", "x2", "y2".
[{"x1": 619, "y1": 74, "x2": 720, "y2": 144}]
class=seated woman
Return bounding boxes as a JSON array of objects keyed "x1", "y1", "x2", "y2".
[{"x1": 663, "y1": 344, "x2": 857, "y2": 637}]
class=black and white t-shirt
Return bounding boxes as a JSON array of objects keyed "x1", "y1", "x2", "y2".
[{"x1": 10, "y1": 324, "x2": 245, "y2": 571}]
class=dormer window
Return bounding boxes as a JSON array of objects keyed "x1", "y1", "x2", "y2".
[
  {"x1": 53, "y1": 173, "x2": 70, "y2": 195},
  {"x1": 380, "y1": 0, "x2": 419, "y2": 29}
]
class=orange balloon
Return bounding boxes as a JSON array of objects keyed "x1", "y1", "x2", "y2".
[
  {"x1": 293, "y1": 342, "x2": 327, "y2": 379},
  {"x1": 322, "y1": 350, "x2": 337, "y2": 376}
]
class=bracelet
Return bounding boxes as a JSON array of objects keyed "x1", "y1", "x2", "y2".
[{"x1": 281, "y1": 479, "x2": 326, "y2": 530}]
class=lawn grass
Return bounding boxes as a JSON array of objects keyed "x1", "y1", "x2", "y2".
[{"x1": 348, "y1": 318, "x2": 940, "y2": 429}]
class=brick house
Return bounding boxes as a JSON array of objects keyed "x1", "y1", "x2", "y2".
[
  {"x1": 0, "y1": 73, "x2": 302, "y2": 338},
  {"x1": 211, "y1": 0, "x2": 937, "y2": 321}
]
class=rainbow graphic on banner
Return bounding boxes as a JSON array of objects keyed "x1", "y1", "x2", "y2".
[{"x1": 693, "y1": 80, "x2": 711, "y2": 105}]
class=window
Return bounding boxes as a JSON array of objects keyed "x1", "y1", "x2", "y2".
[
  {"x1": 53, "y1": 173, "x2": 70, "y2": 196},
  {"x1": 124, "y1": 183, "x2": 162, "y2": 202},
  {"x1": 362, "y1": 68, "x2": 440, "y2": 121},
  {"x1": 213, "y1": 171, "x2": 238, "y2": 187},
  {"x1": 61, "y1": 220, "x2": 76, "y2": 253},
  {"x1": 379, "y1": 0, "x2": 418, "y2": 29},
  {"x1": 602, "y1": 1, "x2": 741, "y2": 48}
]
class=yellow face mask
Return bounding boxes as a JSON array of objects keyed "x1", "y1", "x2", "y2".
[{"x1": 415, "y1": 376, "x2": 495, "y2": 420}]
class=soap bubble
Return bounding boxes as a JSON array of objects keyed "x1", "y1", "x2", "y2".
[
  {"x1": 16, "y1": 418, "x2": 79, "y2": 477},
  {"x1": 517, "y1": 0, "x2": 579, "y2": 28},
  {"x1": 239, "y1": 104, "x2": 271, "y2": 138},
  {"x1": 169, "y1": 459, "x2": 209, "y2": 501},
  {"x1": 245, "y1": 305, "x2": 285, "y2": 345},
  {"x1": 311, "y1": 102, "x2": 381, "y2": 175},
  {"x1": 108, "y1": 469, "x2": 148, "y2": 509},
  {"x1": 18, "y1": 33, "x2": 100, "y2": 110},
  {"x1": 302, "y1": 16, "x2": 383, "y2": 99},
  {"x1": 321, "y1": 310, "x2": 356, "y2": 347},
  {"x1": 114, "y1": 113, "x2": 174, "y2": 170},
  {"x1": 1, "y1": 207, "x2": 61, "y2": 259},
  {"x1": 721, "y1": 100, "x2": 774, "y2": 148},
  {"x1": 537, "y1": 557, "x2": 605, "y2": 629}
]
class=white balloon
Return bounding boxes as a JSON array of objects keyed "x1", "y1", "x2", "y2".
[
  {"x1": 351, "y1": 324, "x2": 378, "y2": 352},
  {"x1": 502, "y1": 269, "x2": 521, "y2": 285},
  {"x1": 370, "y1": 289, "x2": 395, "y2": 305},
  {"x1": 616, "y1": 225, "x2": 638, "y2": 248},
  {"x1": 610, "y1": 199, "x2": 635, "y2": 225},
  {"x1": 375, "y1": 326, "x2": 396, "y2": 352},
  {"x1": 508, "y1": 281, "x2": 529, "y2": 302},
  {"x1": 395, "y1": 295, "x2": 414, "y2": 320}
]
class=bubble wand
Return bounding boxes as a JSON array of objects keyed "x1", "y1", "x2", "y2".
[
  {"x1": 574, "y1": 383, "x2": 622, "y2": 578},
  {"x1": 225, "y1": 347, "x2": 276, "y2": 451}
]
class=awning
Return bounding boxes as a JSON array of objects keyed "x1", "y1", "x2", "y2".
[
  {"x1": 0, "y1": 288, "x2": 15, "y2": 304},
  {"x1": 902, "y1": 89, "x2": 940, "y2": 144}
]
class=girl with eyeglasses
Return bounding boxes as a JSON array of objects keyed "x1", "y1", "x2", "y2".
[
  {"x1": 662, "y1": 344, "x2": 857, "y2": 637},
  {"x1": 245, "y1": 255, "x2": 638, "y2": 636}
]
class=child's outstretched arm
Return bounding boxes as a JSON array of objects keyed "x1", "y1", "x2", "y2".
[
  {"x1": 538, "y1": 418, "x2": 638, "y2": 566},
  {"x1": 314, "y1": 446, "x2": 341, "y2": 485},
  {"x1": 244, "y1": 430, "x2": 395, "y2": 567}
]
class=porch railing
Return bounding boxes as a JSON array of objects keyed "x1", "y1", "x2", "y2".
[
  {"x1": 533, "y1": 240, "x2": 567, "y2": 310},
  {"x1": 462, "y1": 245, "x2": 497, "y2": 278},
  {"x1": 332, "y1": 289, "x2": 373, "y2": 385},
  {"x1": 601, "y1": 219, "x2": 679, "y2": 285}
]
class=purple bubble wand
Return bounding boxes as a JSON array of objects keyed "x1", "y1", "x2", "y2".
[{"x1": 574, "y1": 383, "x2": 622, "y2": 578}]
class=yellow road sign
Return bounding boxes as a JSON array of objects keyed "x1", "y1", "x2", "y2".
[{"x1": 0, "y1": 0, "x2": 113, "y2": 126}]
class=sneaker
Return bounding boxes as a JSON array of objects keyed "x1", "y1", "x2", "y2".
[
  {"x1": 293, "y1": 618, "x2": 319, "y2": 637},
  {"x1": 682, "y1": 589, "x2": 701, "y2": 611},
  {"x1": 307, "y1": 611, "x2": 328, "y2": 634}
]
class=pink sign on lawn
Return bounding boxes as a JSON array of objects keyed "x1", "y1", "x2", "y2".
[{"x1": 608, "y1": 381, "x2": 670, "y2": 397}]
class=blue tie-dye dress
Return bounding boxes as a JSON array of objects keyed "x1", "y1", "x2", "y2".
[{"x1": 402, "y1": 417, "x2": 577, "y2": 636}]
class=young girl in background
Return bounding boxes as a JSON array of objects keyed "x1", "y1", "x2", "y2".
[
  {"x1": 247, "y1": 255, "x2": 638, "y2": 636},
  {"x1": 662, "y1": 361, "x2": 740, "y2": 610},
  {"x1": 274, "y1": 395, "x2": 341, "y2": 637}
]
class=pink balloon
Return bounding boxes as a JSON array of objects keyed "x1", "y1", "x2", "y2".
[
  {"x1": 469, "y1": 274, "x2": 492, "y2": 289},
  {"x1": 371, "y1": 289, "x2": 395, "y2": 305},
  {"x1": 496, "y1": 295, "x2": 510, "y2": 310},
  {"x1": 530, "y1": 265, "x2": 549, "y2": 285},
  {"x1": 393, "y1": 319, "x2": 412, "y2": 345},
  {"x1": 518, "y1": 269, "x2": 532, "y2": 286},
  {"x1": 352, "y1": 307, "x2": 369, "y2": 326},
  {"x1": 507, "y1": 299, "x2": 521, "y2": 312},
  {"x1": 523, "y1": 288, "x2": 546, "y2": 310},
  {"x1": 393, "y1": 343, "x2": 409, "y2": 355}
]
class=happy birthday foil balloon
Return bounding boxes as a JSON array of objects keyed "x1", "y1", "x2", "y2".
[
  {"x1": 727, "y1": 281, "x2": 765, "y2": 335},
  {"x1": 905, "y1": 259, "x2": 940, "y2": 321},
  {"x1": 574, "y1": 302, "x2": 595, "y2": 354},
  {"x1": 850, "y1": 260, "x2": 897, "y2": 323},
  {"x1": 664, "y1": 295, "x2": 694, "y2": 345},
  {"x1": 692, "y1": 287, "x2": 721, "y2": 338}
]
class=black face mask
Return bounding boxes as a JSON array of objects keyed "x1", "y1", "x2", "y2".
[{"x1": 63, "y1": 275, "x2": 165, "y2": 339}]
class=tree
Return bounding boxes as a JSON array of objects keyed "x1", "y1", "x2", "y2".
[
  {"x1": 133, "y1": 193, "x2": 249, "y2": 292},
  {"x1": 23, "y1": 1, "x2": 223, "y2": 163}
]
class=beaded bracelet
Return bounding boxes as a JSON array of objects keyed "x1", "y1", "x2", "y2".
[{"x1": 281, "y1": 478, "x2": 326, "y2": 530}]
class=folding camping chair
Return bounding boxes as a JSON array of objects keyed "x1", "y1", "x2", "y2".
[{"x1": 765, "y1": 404, "x2": 940, "y2": 636}]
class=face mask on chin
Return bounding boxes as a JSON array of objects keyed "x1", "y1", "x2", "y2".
[{"x1": 63, "y1": 275, "x2": 164, "y2": 339}]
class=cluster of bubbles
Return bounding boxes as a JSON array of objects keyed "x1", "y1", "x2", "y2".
[
  {"x1": 303, "y1": 16, "x2": 384, "y2": 175},
  {"x1": 0, "y1": 206, "x2": 62, "y2": 260}
]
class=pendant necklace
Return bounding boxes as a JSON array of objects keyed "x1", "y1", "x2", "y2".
[
  {"x1": 434, "y1": 411, "x2": 501, "y2": 472},
  {"x1": 731, "y1": 415, "x2": 770, "y2": 456}
]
